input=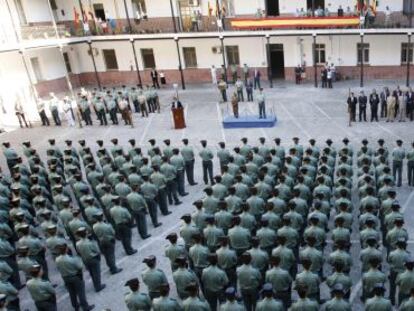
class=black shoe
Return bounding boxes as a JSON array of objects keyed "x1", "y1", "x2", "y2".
[
  {"x1": 85, "y1": 305, "x2": 95, "y2": 311},
  {"x1": 180, "y1": 192, "x2": 189, "y2": 197},
  {"x1": 154, "y1": 223, "x2": 162, "y2": 228},
  {"x1": 127, "y1": 249, "x2": 137, "y2": 255},
  {"x1": 111, "y1": 268, "x2": 123, "y2": 275},
  {"x1": 163, "y1": 211, "x2": 173, "y2": 215},
  {"x1": 174, "y1": 202, "x2": 182, "y2": 206},
  {"x1": 96, "y1": 284, "x2": 106, "y2": 292},
  {"x1": 190, "y1": 182, "x2": 198, "y2": 186},
  {"x1": 141, "y1": 234, "x2": 151, "y2": 239}
]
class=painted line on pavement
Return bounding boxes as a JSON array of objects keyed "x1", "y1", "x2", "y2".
[{"x1": 216, "y1": 102, "x2": 227, "y2": 143}]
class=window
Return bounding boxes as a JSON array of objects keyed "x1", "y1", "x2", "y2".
[
  {"x1": 141, "y1": 49, "x2": 156, "y2": 69},
  {"x1": 357, "y1": 43, "x2": 370, "y2": 64},
  {"x1": 401, "y1": 43, "x2": 413, "y2": 64},
  {"x1": 30, "y1": 57, "x2": 43, "y2": 82},
  {"x1": 63, "y1": 52, "x2": 72, "y2": 73},
  {"x1": 225, "y1": 46, "x2": 240, "y2": 66},
  {"x1": 313, "y1": 44, "x2": 326, "y2": 64},
  {"x1": 132, "y1": 0, "x2": 147, "y2": 18},
  {"x1": 14, "y1": 0, "x2": 27, "y2": 25},
  {"x1": 102, "y1": 49, "x2": 119, "y2": 70},
  {"x1": 183, "y1": 47, "x2": 197, "y2": 68},
  {"x1": 93, "y1": 3, "x2": 106, "y2": 21}
]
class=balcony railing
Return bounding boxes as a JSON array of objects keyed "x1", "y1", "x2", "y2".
[{"x1": 17, "y1": 11, "x2": 414, "y2": 41}]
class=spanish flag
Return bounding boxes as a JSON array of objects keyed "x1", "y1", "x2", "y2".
[
  {"x1": 208, "y1": 1, "x2": 213, "y2": 17},
  {"x1": 73, "y1": 7, "x2": 80, "y2": 25}
]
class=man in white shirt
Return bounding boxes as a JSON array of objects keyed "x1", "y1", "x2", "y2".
[{"x1": 211, "y1": 65, "x2": 217, "y2": 85}]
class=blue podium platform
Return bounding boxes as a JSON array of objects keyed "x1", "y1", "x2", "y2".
[{"x1": 222, "y1": 115, "x2": 277, "y2": 128}]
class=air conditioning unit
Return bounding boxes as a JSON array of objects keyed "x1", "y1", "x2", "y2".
[{"x1": 212, "y1": 46, "x2": 222, "y2": 54}]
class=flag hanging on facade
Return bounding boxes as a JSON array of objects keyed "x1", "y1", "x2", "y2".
[{"x1": 73, "y1": 7, "x2": 80, "y2": 25}]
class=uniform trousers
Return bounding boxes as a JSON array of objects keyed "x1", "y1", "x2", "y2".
[
  {"x1": 157, "y1": 188, "x2": 170, "y2": 215},
  {"x1": 51, "y1": 110, "x2": 61, "y2": 126},
  {"x1": 115, "y1": 223, "x2": 134, "y2": 255},
  {"x1": 176, "y1": 169, "x2": 186, "y2": 195},
  {"x1": 392, "y1": 160, "x2": 403, "y2": 187},
  {"x1": 145, "y1": 198, "x2": 159, "y2": 226},
  {"x1": 204, "y1": 289, "x2": 224, "y2": 311},
  {"x1": 408, "y1": 160, "x2": 414, "y2": 186},
  {"x1": 133, "y1": 99, "x2": 140, "y2": 113},
  {"x1": 34, "y1": 295, "x2": 57, "y2": 311},
  {"x1": 132, "y1": 209, "x2": 149, "y2": 238},
  {"x1": 39, "y1": 110, "x2": 50, "y2": 126},
  {"x1": 99, "y1": 240, "x2": 118, "y2": 274},
  {"x1": 97, "y1": 110, "x2": 107, "y2": 125},
  {"x1": 166, "y1": 180, "x2": 180, "y2": 205},
  {"x1": 202, "y1": 160, "x2": 214, "y2": 185},
  {"x1": 240, "y1": 288, "x2": 258, "y2": 311},
  {"x1": 184, "y1": 160, "x2": 196, "y2": 185},
  {"x1": 84, "y1": 255, "x2": 102, "y2": 291},
  {"x1": 62, "y1": 274, "x2": 89, "y2": 310},
  {"x1": 109, "y1": 108, "x2": 118, "y2": 125}
]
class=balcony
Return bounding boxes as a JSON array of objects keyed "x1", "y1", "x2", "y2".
[{"x1": 20, "y1": 24, "x2": 68, "y2": 40}]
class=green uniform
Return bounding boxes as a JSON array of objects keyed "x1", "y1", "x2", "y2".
[
  {"x1": 326, "y1": 272, "x2": 352, "y2": 294},
  {"x1": 202, "y1": 265, "x2": 229, "y2": 309},
  {"x1": 182, "y1": 296, "x2": 210, "y2": 311},
  {"x1": 26, "y1": 276, "x2": 55, "y2": 306},
  {"x1": 256, "y1": 297, "x2": 283, "y2": 311},
  {"x1": 365, "y1": 296, "x2": 392, "y2": 311},
  {"x1": 172, "y1": 267, "x2": 198, "y2": 300},
  {"x1": 165, "y1": 243, "x2": 187, "y2": 271},
  {"x1": 142, "y1": 267, "x2": 168, "y2": 298},
  {"x1": 295, "y1": 270, "x2": 320, "y2": 300},
  {"x1": 396, "y1": 269, "x2": 414, "y2": 303},
  {"x1": 124, "y1": 291, "x2": 151, "y2": 311},
  {"x1": 289, "y1": 298, "x2": 319, "y2": 311},
  {"x1": 236, "y1": 264, "x2": 261, "y2": 310},
  {"x1": 219, "y1": 300, "x2": 245, "y2": 310},
  {"x1": 152, "y1": 296, "x2": 182, "y2": 311},
  {"x1": 362, "y1": 268, "x2": 386, "y2": 300},
  {"x1": 324, "y1": 297, "x2": 351, "y2": 311},
  {"x1": 228, "y1": 225, "x2": 251, "y2": 255},
  {"x1": 400, "y1": 297, "x2": 414, "y2": 311}
]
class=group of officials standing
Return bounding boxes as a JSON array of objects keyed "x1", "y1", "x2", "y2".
[
  {"x1": 34, "y1": 85, "x2": 161, "y2": 128},
  {"x1": 347, "y1": 86, "x2": 414, "y2": 125}
]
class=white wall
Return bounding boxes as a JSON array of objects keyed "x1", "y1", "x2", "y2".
[
  {"x1": 0, "y1": 52, "x2": 39, "y2": 127},
  {"x1": 234, "y1": 0, "x2": 265, "y2": 15},
  {"x1": 0, "y1": 0, "x2": 18, "y2": 45},
  {"x1": 25, "y1": 47, "x2": 67, "y2": 82},
  {"x1": 21, "y1": 0, "x2": 52, "y2": 23},
  {"x1": 179, "y1": 38, "x2": 223, "y2": 68}
]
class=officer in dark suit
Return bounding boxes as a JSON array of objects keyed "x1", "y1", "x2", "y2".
[
  {"x1": 358, "y1": 91, "x2": 368, "y2": 122},
  {"x1": 347, "y1": 92, "x2": 357, "y2": 122},
  {"x1": 150, "y1": 68, "x2": 160, "y2": 89},
  {"x1": 369, "y1": 89, "x2": 380, "y2": 122}
]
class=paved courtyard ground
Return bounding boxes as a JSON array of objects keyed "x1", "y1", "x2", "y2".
[{"x1": 1, "y1": 79, "x2": 413, "y2": 310}]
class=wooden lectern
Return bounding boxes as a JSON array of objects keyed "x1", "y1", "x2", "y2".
[{"x1": 172, "y1": 107, "x2": 186, "y2": 129}]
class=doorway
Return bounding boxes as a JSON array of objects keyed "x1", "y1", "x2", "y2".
[
  {"x1": 266, "y1": 0, "x2": 280, "y2": 16},
  {"x1": 307, "y1": 0, "x2": 325, "y2": 11},
  {"x1": 269, "y1": 44, "x2": 284, "y2": 79},
  {"x1": 93, "y1": 3, "x2": 106, "y2": 21}
]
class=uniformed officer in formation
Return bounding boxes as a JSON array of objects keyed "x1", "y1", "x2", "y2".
[
  {"x1": 1, "y1": 136, "x2": 412, "y2": 310},
  {"x1": 124, "y1": 278, "x2": 151, "y2": 311}
]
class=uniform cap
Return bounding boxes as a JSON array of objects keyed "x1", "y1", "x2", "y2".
[
  {"x1": 218, "y1": 142, "x2": 225, "y2": 147},
  {"x1": 397, "y1": 139, "x2": 403, "y2": 144},
  {"x1": 17, "y1": 245, "x2": 29, "y2": 252},
  {"x1": 205, "y1": 215, "x2": 215, "y2": 223},
  {"x1": 373, "y1": 283, "x2": 385, "y2": 290},
  {"x1": 378, "y1": 138, "x2": 384, "y2": 143},
  {"x1": 142, "y1": 255, "x2": 156, "y2": 264},
  {"x1": 182, "y1": 138, "x2": 189, "y2": 143},
  {"x1": 111, "y1": 138, "x2": 118, "y2": 144},
  {"x1": 76, "y1": 227, "x2": 87, "y2": 234},
  {"x1": 0, "y1": 294, "x2": 6, "y2": 302},
  {"x1": 241, "y1": 137, "x2": 247, "y2": 142},
  {"x1": 192, "y1": 200, "x2": 203, "y2": 207},
  {"x1": 332, "y1": 283, "x2": 344, "y2": 293},
  {"x1": 94, "y1": 210, "x2": 104, "y2": 218},
  {"x1": 148, "y1": 139, "x2": 156, "y2": 144},
  {"x1": 166, "y1": 233, "x2": 177, "y2": 240},
  {"x1": 326, "y1": 138, "x2": 333, "y2": 144},
  {"x1": 48, "y1": 139, "x2": 55, "y2": 144},
  {"x1": 200, "y1": 140, "x2": 207, "y2": 144},
  {"x1": 124, "y1": 278, "x2": 139, "y2": 287},
  {"x1": 261, "y1": 283, "x2": 273, "y2": 293},
  {"x1": 185, "y1": 283, "x2": 198, "y2": 292},
  {"x1": 225, "y1": 287, "x2": 236, "y2": 296},
  {"x1": 128, "y1": 139, "x2": 136, "y2": 144},
  {"x1": 342, "y1": 138, "x2": 349, "y2": 143},
  {"x1": 163, "y1": 139, "x2": 170, "y2": 144},
  {"x1": 30, "y1": 264, "x2": 41, "y2": 273},
  {"x1": 180, "y1": 214, "x2": 191, "y2": 220},
  {"x1": 362, "y1": 139, "x2": 368, "y2": 144}
]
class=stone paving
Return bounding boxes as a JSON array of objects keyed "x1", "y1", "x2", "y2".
[{"x1": 1, "y1": 79, "x2": 413, "y2": 310}]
